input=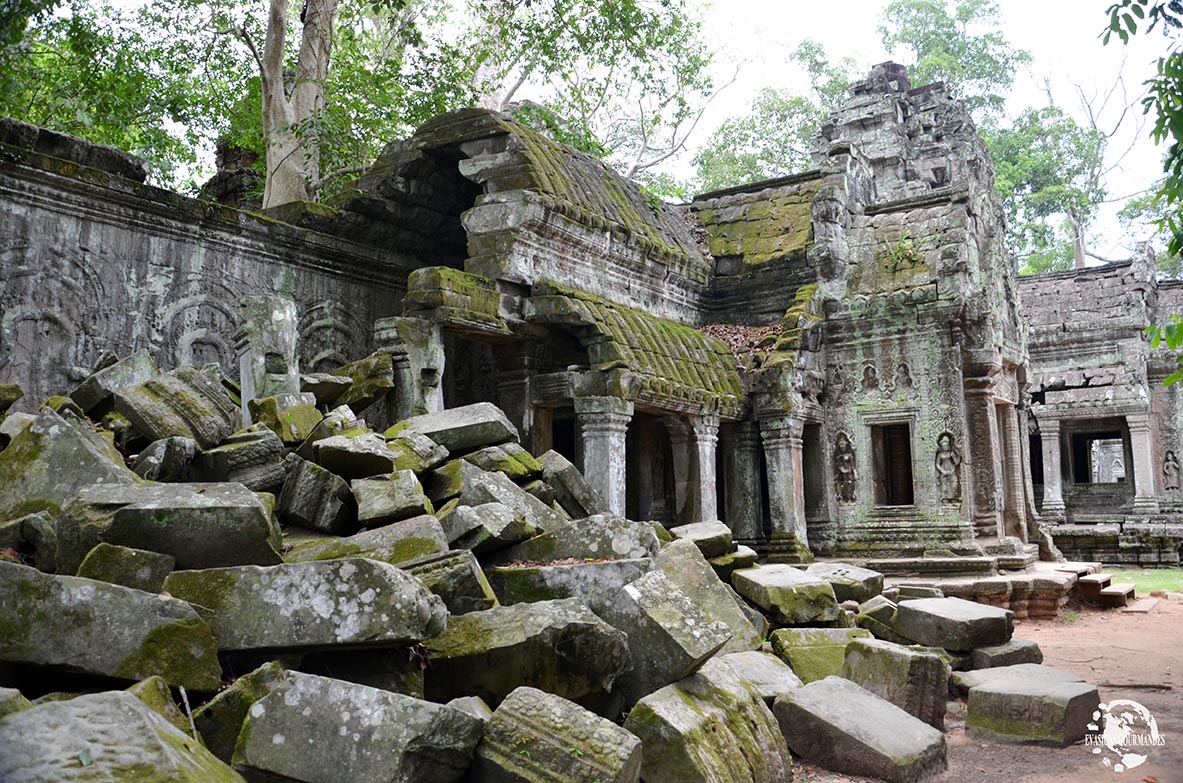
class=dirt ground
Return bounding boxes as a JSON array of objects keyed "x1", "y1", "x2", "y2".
[{"x1": 795, "y1": 595, "x2": 1183, "y2": 783}]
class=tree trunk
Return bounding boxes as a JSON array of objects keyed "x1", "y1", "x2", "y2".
[
  {"x1": 1070, "y1": 209, "x2": 1086, "y2": 270},
  {"x1": 260, "y1": 0, "x2": 339, "y2": 209}
]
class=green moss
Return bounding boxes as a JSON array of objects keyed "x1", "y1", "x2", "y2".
[
  {"x1": 112, "y1": 616, "x2": 221, "y2": 692},
  {"x1": 966, "y1": 712, "x2": 1062, "y2": 744}
]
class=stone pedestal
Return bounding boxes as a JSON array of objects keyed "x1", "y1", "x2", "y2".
[
  {"x1": 575, "y1": 397, "x2": 633, "y2": 516},
  {"x1": 1038, "y1": 418, "x2": 1066, "y2": 520},
  {"x1": 667, "y1": 414, "x2": 720, "y2": 525},
  {"x1": 760, "y1": 416, "x2": 811, "y2": 562},
  {"x1": 721, "y1": 421, "x2": 765, "y2": 547},
  {"x1": 374, "y1": 316, "x2": 444, "y2": 423},
  {"x1": 236, "y1": 295, "x2": 299, "y2": 424},
  {"x1": 1128, "y1": 413, "x2": 1160, "y2": 514}
]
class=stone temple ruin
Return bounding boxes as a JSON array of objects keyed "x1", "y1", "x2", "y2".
[{"x1": 0, "y1": 62, "x2": 1174, "y2": 781}]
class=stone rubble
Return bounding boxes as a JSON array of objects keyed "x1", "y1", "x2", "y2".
[{"x1": 0, "y1": 352, "x2": 1108, "y2": 782}]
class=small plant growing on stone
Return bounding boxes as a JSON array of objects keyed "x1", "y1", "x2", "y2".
[{"x1": 885, "y1": 229, "x2": 925, "y2": 270}]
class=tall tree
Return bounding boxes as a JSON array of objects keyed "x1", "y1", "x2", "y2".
[{"x1": 878, "y1": 0, "x2": 1030, "y2": 116}]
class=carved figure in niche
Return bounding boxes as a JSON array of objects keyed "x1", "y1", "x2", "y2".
[
  {"x1": 828, "y1": 366, "x2": 848, "y2": 403},
  {"x1": 861, "y1": 365, "x2": 879, "y2": 391},
  {"x1": 893, "y1": 362, "x2": 913, "y2": 390},
  {"x1": 834, "y1": 432, "x2": 857, "y2": 503},
  {"x1": 935, "y1": 431, "x2": 962, "y2": 504},
  {"x1": 1165, "y1": 450, "x2": 1181, "y2": 491}
]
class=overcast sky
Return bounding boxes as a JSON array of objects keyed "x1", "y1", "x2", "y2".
[{"x1": 683, "y1": 0, "x2": 1172, "y2": 258}]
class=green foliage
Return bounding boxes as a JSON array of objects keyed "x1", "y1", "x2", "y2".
[
  {"x1": 984, "y1": 107, "x2": 1107, "y2": 272},
  {"x1": 1118, "y1": 189, "x2": 1183, "y2": 276},
  {"x1": 692, "y1": 40, "x2": 853, "y2": 193},
  {"x1": 878, "y1": 0, "x2": 1031, "y2": 116},
  {"x1": 1148, "y1": 313, "x2": 1183, "y2": 383}
]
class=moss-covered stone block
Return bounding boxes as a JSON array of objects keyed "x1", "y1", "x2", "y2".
[{"x1": 76, "y1": 542, "x2": 175, "y2": 593}]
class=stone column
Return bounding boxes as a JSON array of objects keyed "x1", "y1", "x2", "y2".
[
  {"x1": 999, "y1": 403, "x2": 1028, "y2": 541},
  {"x1": 374, "y1": 316, "x2": 444, "y2": 422},
  {"x1": 1128, "y1": 413, "x2": 1160, "y2": 514},
  {"x1": 575, "y1": 397, "x2": 633, "y2": 516},
  {"x1": 721, "y1": 420, "x2": 765, "y2": 547},
  {"x1": 668, "y1": 414, "x2": 720, "y2": 525},
  {"x1": 495, "y1": 358, "x2": 534, "y2": 449},
  {"x1": 963, "y1": 371, "x2": 1004, "y2": 538},
  {"x1": 760, "y1": 416, "x2": 810, "y2": 562},
  {"x1": 236, "y1": 295, "x2": 300, "y2": 423},
  {"x1": 1039, "y1": 418, "x2": 1066, "y2": 520}
]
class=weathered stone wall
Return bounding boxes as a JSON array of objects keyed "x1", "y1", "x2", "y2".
[{"x1": 0, "y1": 121, "x2": 421, "y2": 410}]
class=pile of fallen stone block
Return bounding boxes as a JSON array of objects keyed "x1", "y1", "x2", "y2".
[{"x1": 0, "y1": 352, "x2": 1102, "y2": 783}]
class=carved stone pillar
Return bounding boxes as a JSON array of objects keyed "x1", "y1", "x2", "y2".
[
  {"x1": 666, "y1": 414, "x2": 720, "y2": 524},
  {"x1": 963, "y1": 371, "x2": 1004, "y2": 538},
  {"x1": 760, "y1": 416, "x2": 811, "y2": 562},
  {"x1": 494, "y1": 346, "x2": 536, "y2": 449},
  {"x1": 575, "y1": 396, "x2": 633, "y2": 516},
  {"x1": 722, "y1": 421, "x2": 764, "y2": 547},
  {"x1": 1128, "y1": 413, "x2": 1160, "y2": 514},
  {"x1": 1039, "y1": 418, "x2": 1066, "y2": 521},
  {"x1": 374, "y1": 316, "x2": 444, "y2": 423},
  {"x1": 236, "y1": 295, "x2": 300, "y2": 423},
  {"x1": 999, "y1": 403, "x2": 1028, "y2": 541}
]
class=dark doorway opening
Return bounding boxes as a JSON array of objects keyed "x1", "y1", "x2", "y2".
[{"x1": 872, "y1": 423, "x2": 915, "y2": 506}]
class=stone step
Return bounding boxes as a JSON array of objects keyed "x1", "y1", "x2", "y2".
[
  {"x1": 1023, "y1": 543, "x2": 1039, "y2": 556},
  {"x1": 996, "y1": 554, "x2": 1036, "y2": 571},
  {"x1": 863, "y1": 557, "x2": 997, "y2": 577},
  {"x1": 1099, "y1": 583, "x2": 1136, "y2": 608},
  {"x1": 1122, "y1": 597, "x2": 1160, "y2": 614},
  {"x1": 1075, "y1": 573, "x2": 1112, "y2": 601},
  {"x1": 1053, "y1": 562, "x2": 1101, "y2": 578}
]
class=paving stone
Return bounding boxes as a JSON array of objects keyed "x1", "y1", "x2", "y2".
[
  {"x1": 773, "y1": 676, "x2": 947, "y2": 783},
  {"x1": 486, "y1": 557, "x2": 651, "y2": 616},
  {"x1": 0, "y1": 561, "x2": 221, "y2": 690},
  {"x1": 0, "y1": 407, "x2": 137, "y2": 521},
  {"x1": 402, "y1": 548, "x2": 499, "y2": 614},
  {"x1": 807, "y1": 562, "x2": 885, "y2": 603},
  {"x1": 732, "y1": 564, "x2": 839, "y2": 625},
  {"x1": 623, "y1": 656, "x2": 792, "y2": 783},
  {"x1": 842, "y1": 638, "x2": 951, "y2": 729},
  {"x1": 75, "y1": 542, "x2": 175, "y2": 592},
  {"x1": 714, "y1": 650, "x2": 803, "y2": 706},
  {"x1": 441, "y1": 501, "x2": 536, "y2": 554},
  {"x1": 163, "y1": 558, "x2": 447, "y2": 653},
  {"x1": 133, "y1": 436, "x2": 197, "y2": 481},
  {"x1": 487, "y1": 512, "x2": 660, "y2": 566},
  {"x1": 69, "y1": 349, "x2": 159, "y2": 415},
  {"x1": 656, "y1": 539, "x2": 762, "y2": 653},
  {"x1": 970, "y1": 638, "x2": 1044, "y2": 669},
  {"x1": 192, "y1": 423, "x2": 286, "y2": 493},
  {"x1": 115, "y1": 366, "x2": 240, "y2": 449},
  {"x1": 422, "y1": 598, "x2": 630, "y2": 706},
  {"x1": 604, "y1": 569, "x2": 732, "y2": 704},
  {"x1": 538, "y1": 449, "x2": 608, "y2": 518},
  {"x1": 769, "y1": 627, "x2": 872, "y2": 683},
  {"x1": 233, "y1": 671, "x2": 482, "y2": 783},
  {"x1": 0, "y1": 691, "x2": 244, "y2": 782},
  {"x1": 285, "y1": 514, "x2": 448, "y2": 567},
  {"x1": 965, "y1": 666, "x2": 1100, "y2": 746},
  {"x1": 56, "y1": 482, "x2": 282, "y2": 573},
  {"x1": 473, "y1": 686, "x2": 642, "y2": 783},
  {"x1": 277, "y1": 453, "x2": 358, "y2": 535},
  {"x1": 894, "y1": 597, "x2": 1014, "y2": 651},
  {"x1": 667, "y1": 520, "x2": 733, "y2": 558},
  {"x1": 352, "y1": 469, "x2": 431, "y2": 527},
  {"x1": 386, "y1": 401, "x2": 519, "y2": 453}
]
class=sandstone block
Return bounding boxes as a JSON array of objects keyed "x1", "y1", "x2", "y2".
[
  {"x1": 352, "y1": 469, "x2": 431, "y2": 527},
  {"x1": 163, "y1": 558, "x2": 446, "y2": 653},
  {"x1": 952, "y1": 662, "x2": 1084, "y2": 697},
  {"x1": 0, "y1": 561, "x2": 220, "y2": 690},
  {"x1": 970, "y1": 638, "x2": 1044, "y2": 669},
  {"x1": 773, "y1": 676, "x2": 947, "y2": 783},
  {"x1": 115, "y1": 367, "x2": 240, "y2": 449},
  {"x1": 192, "y1": 424, "x2": 286, "y2": 493},
  {"x1": 423, "y1": 598, "x2": 629, "y2": 706},
  {"x1": 75, "y1": 542, "x2": 175, "y2": 592},
  {"x1": 964, "y1": 666, "x2": 1099, "y2": 746},
  {"x1": 285, "y1": 514, "x2": 448, "y2": 567},
  {"x1": 486, "y1": 557, "x2": 652, "y2": 616},
  {"x1": 331, "y1": 351, "x2": 396, "y2": 413},
  {"x1": 69, "y1": 349, "x2": 159, "y2": 415},
  {"x1": 473, "y1": 686, "x2": 642, "y2": 783},
  {"x1": 770, "y1": 627, "x2": 872, "y2": 683},
  {"x1": 462, "y1": 441, "x2": 542, "y2": 480},
  {"x1": 277, "y1": 454, "x2": 357, "y2": 535},
  {"x1": 233, "y1": 671, "x2": 482, "y2": 783},
  {"x1": 732, "y1": 564, "x2": 839, "y2": 625},
  {"x1": 538, "y1": 449, "x2": 608, "y2": 518},
  {"x1": 313, "y1": 432, "x2": 398, "y2": 479},
  {"x1": 623, "y1": 657, "x2": 791, "y2": 783},
  {"x1": 488, "y1": 513, "x2": 660, "y2": 566},
  {"x1": 133, "y1": 436, "x2": 197, "y2": 481},
  {"x1": 842, "y1": 638, "x2": 951, "y2": 729},
  {"x1": 443, "y1": 502, "x2": 536, "y2": 554},
  {"x1": 667, "y1": 520, "x2": 732, "y2": 557},
  {"x1": 193, "y1": 661, "x2": 289, "y2": 763},
  {"x1": 708, "y1": 544, "x2": 759, "y2": 581},
  {"x1": 460, "y1": 469, "x2": 567, "y2": 535},
  {"x1": 656, "y1": 539, "x2": 761, "y2": 653},
  {"x1": 894, "y1": 597, "x2": 1014, "y2": 651},
  {"x1": 807, "y1": 561, "x2": 885, "y2": 603},
  {"x1": 714, "y1": 650, "x2": 803, "y2": 706},
  {"x1": 403, "y1": 549, "x2": 499, "y2": 614},
  {"x1": 386, "y1": 401, "x2": 518, "y2": 453},
  {"x1": 387, "y1": 429, "x2": 450, "y2": 472}
]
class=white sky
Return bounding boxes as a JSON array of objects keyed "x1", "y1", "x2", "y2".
[{"x1": 679, "y1": 0, "x2": 1173, "y2": 259}]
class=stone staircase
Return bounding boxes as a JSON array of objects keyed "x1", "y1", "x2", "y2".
[{"x1": 1073, "y1": 571, "x2": 1137, "y2": 608}]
